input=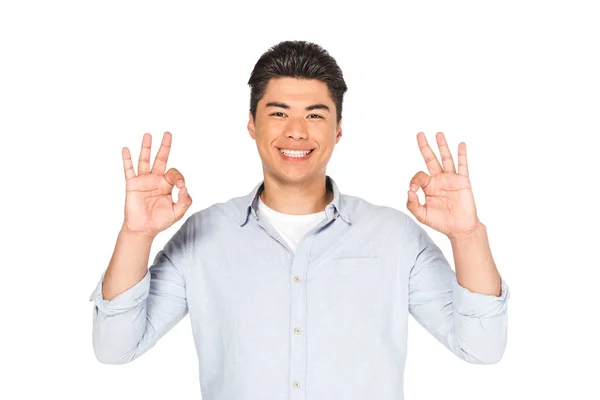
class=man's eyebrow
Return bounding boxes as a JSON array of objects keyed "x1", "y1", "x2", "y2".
[
  {"x1": 305, "y1": 104, "x2": 330, "y2": 112},
  {"x1": 265, "y1": 102, "x2": 330, "y2": 112},
  {"x1": 265, "y1": 102, "x2": 290, "y2": 109}
]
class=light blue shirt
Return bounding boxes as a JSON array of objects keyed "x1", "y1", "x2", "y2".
[{"x1": 89, "y1": 175, "x2": 510, "y2": 400}]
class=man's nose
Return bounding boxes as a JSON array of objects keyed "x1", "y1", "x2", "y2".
[{"x1": 284, "y1": 117, "x2": 309, "y2": 139}]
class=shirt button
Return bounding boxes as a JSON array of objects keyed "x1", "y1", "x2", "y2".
[
  {"x1": 294, "y1": 327, "x2": 301, "y2": 335},
  {"x1": 293, "y1": 381, "x2": 301, "y2": 388},
  {"x1": 294, "y1": 276, "x2": 301, "y2": 283}
]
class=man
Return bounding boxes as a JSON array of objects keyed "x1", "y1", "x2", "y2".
[{"x1": 90, "y1": 40, "x2": 509, "y2": 399}]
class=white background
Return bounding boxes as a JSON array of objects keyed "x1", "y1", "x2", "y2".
[{"x1": 1, "y1": 0, "x2": 598, "y2": 399}]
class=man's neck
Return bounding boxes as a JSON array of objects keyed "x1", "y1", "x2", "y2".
[{"x1": 259, "y1": 174, "x2": 333, "y2": 215}]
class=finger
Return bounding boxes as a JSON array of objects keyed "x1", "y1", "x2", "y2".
[
  {"x1": 417, "y1": 132, "x2": 443, "y2": 175},
  {"x1": 151, "y1": 131, "x2": 172, "y2": 176},
  {"x1": 122, "y1": 147, "x2": 136, "y2": 180},
  {"x1": 457, "y1": 142, "x2": 469, "y2": 177},
  {"x1": 173, "y1": 185, "x2": 192, "y2": 221},
  {"x1": 164, "y1": 167, "x2": 185, "y2": 188},
  {"x1": 409, "y1": 170, "x2": 432, "y2": 192},
  {"x1": 435, "y1": 132, "x2": 456, "y2": 173},
  {"x1": 137, "y1": 133, "x2": 152, "y2": 175},
  {"x1": 406, "y1": 189, "x2": 426, "y2": 224}
]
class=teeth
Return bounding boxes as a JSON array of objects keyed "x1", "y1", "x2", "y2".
[{"x1": 280, "y1": 148, "x2": 312, "y2": 157}]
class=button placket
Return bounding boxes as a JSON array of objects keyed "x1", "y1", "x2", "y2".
[{"x1": 289, "y1": 238, "x2": 313, "y2": 399}]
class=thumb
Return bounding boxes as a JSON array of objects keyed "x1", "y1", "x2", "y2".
[
  {"x1": 173, "y1": 185, "x2": 192, "y2": 221},
  {"x1": 406, "y1": 186, "x2": 426, "y2": 224}
]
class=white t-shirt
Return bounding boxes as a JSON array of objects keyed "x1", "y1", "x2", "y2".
[{"x1": 257, "y1": 195, "x2": 326, "y2": 254}]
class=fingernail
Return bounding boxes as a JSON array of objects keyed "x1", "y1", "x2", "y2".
[{"x1": 410, "y1": 184, "x2": 419, "y2": 192}]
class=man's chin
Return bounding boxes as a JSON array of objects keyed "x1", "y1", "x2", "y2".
[{"x1": 265, "y1": 170, "x2": 319, "y2": 186}]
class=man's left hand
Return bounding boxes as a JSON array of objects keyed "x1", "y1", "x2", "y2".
[{"x1": 406, "y1": 131, "x2": 482, "y2": 240}]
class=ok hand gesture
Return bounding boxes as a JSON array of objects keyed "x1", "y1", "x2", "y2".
[
  {"x1": 406, "y1": 132, "x2": 480, "y2": 240},
  {"x1": 121, "y1": 132, "x2": 193, "y2": 238}
]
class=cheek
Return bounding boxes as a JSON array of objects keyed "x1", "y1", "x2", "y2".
[{"x1": 256, "y1": 120, "x2": 281, "y2": 138}]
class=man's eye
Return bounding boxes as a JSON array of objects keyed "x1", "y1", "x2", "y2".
[
  {"x1": 308, "y1": 114, "x2": 323, "y2": 119},
  {"x1": 271, "y1": 112, "x2": 286, "y2": 117}
]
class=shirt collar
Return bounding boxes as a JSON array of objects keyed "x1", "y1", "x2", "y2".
[{"x1": 239, "y1": 175, "x2": 351, "y2": 227}]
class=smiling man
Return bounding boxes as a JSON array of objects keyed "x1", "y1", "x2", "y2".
[{"x1": 90, "y1": 40, "x2": 510, "y2": 400}]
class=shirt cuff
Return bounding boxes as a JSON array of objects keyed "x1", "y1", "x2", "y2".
[
  {"x1": 453, "y1": 275, "x2": 510, "y2": 318},
  {"x1": 89, "y1": 269, "x2": 151, "y2": 315}
]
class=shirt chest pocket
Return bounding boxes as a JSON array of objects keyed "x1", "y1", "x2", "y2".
[{"x1": 327, "y1": 257, "x2": 386, "y2": 319}]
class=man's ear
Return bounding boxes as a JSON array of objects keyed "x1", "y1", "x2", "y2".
[
  {"x1": 335, "y1": 117, "x2": 343, "y2": 144},
  {"x1": 247, "y1": 111, "x2": 256, "y2": 140}
]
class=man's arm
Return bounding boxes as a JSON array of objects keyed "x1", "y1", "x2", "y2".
[
  {"x1": 407, "y1": 216, "x2": 510, "y2": 365},
  {"x1": 101, "y1": 227, "x2": 155, "y2": 302},
  {"x1": 89, "y1": 216, "x2": 194, "y2": 364},
  {"x1": 449, "y1": 221, "x2": 502, "y2": 296}
]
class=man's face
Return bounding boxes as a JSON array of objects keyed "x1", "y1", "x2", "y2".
[{"x1": 248, "y1": 77, "x2": 342, "y2": 185}]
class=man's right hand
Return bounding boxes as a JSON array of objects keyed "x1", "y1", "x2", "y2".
[{"x1": 120, "y1": 131, "x2": 193, "y2": 238}]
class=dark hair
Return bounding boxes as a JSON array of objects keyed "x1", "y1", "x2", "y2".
[{"x1": 247, "y1": 40, "x2": 348, "y2": 123}]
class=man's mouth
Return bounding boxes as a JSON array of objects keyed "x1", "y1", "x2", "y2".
[{"x1": 277, "y1": 148, "x2": 315, "y2": 160}]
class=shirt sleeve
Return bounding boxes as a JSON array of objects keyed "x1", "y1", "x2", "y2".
[
  {"x1": 89, "y1": 216, "x2": 195, "y2": 364},
  {"x1": 406, "y1": 217, "x2": 510, "y2": 364}
]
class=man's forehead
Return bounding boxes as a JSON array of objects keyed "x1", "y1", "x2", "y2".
[{"x1": 260, "y1": 78, "x2": 333, "y2": 106}]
